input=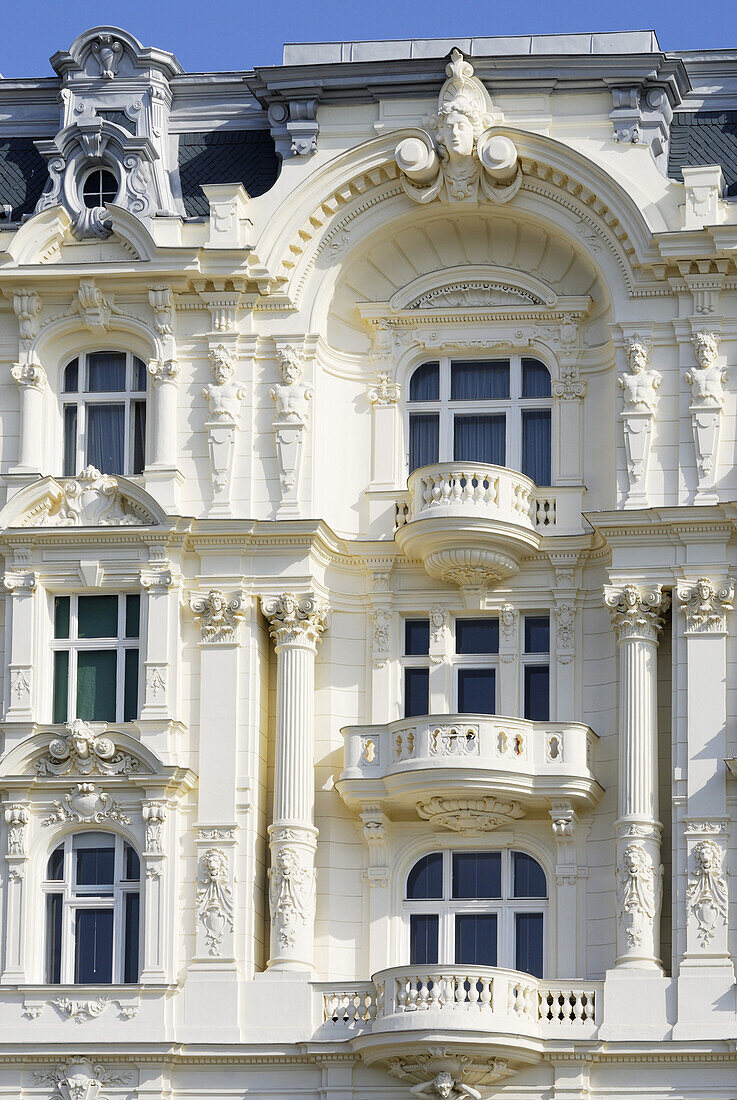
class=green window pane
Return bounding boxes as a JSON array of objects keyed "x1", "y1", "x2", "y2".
[
  {"x1": 76, "y1": 650, "x2": 117, "y2": 721},
  {"x1": 78, "y1": 595, "x2": 118, "y2": 638},
  {"x1": 125, "y1": 594, "x2": 140, "y2": 638},
  {"x1": 54, "y1": 596, "x2": 70, "y2": 639},
  {"x1": 52, "y1": 651, "x2": 69, "y2": 723},
  {"x1": 123, "y1": 649, "x2": 139, "y2": 722}
]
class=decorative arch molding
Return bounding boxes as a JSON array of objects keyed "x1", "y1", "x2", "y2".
[
  {"x1": 7, "y1": 203, "x2": 158, "y2": 266},
  {"x1": 29, "y1": 303, "x2": 164, "y2": 373},
  {"x1": 0, "y1": 468, "x2": 167, "y2": 529},
  {"x1": 389, "y1": 266, "x2": 563, "y2": 312},
  {"x1": 0, "y1": 725, "x2": 163, "y2": 780},
  {"x1": 260, "y1": 127, "x2": 666, "y2": 306}
]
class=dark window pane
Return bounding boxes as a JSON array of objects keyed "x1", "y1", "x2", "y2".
[
  {"x1": 124, "y1": 844, "x2": 140, "y2": 881},
  {"x1": 521, "y1": 409, "x2": 551, "y2": 485},
  {"x1": 522, "y1": 359, "x2": 551, "y2": 398},
  {"x1": 54, "y1": 596, "x2": 70, "y2": 639},
  {"x1": 409, "y1": 413, "x2": 439, "y2": 472},
  {"x1": 47, "y1": 845, "x2": 64, "y2": 880},
  {"x1": 87, "y1": 404, "x2": 125, "y2": 475},
  {"x1": 455, "y1": 913, "x2": 497, "y2": 966},
  {"x1": 78, "y1": 595, "x2": 118, "y2": 638},
  {"x1": 123, "y1": 648, "x2": 139, "y2": 722},
  {"x1": 125, "y1": 594, "x2": 140, "y2": 639},
  {"x1": 87, "y1": 352, "x2": 126, "y2": 392},
  {"x1": 409, "y1": 362, "x2": 439, "y2": 402},
  {"x1": 454, "y1": 415, "x2": 505, "y2": 465},
  {"x1": 132, "y1": 357, "x2": 147, "y2": 391},
  {"x1": 132, "y1": 401, "x2": 146, "y2": 474},
  {"x1": 456, "y1": 618, "x2": 499, "y2": 655},
  {"x1": 452, "y1": 852, "x2": 502, "y2": 899},
  {"x1": 409, "y1": 914, "x2": 439, "y2": 965},
  {"x1": 76, "y1": 845, "x2": 115, "y2": 888},
  {"x1": 516, "y1": 912, "x2": 544, "y2": 978},
  {"x1": 75, "y1": 909, "x2": 114, "y2": 983},
  {"x1": 513, "y1": 851, "x2": 547, "y2": 898},
  {"x1": 63, "y1": 404, "x2": 78, "y2": 476},
  {"x1": 524, "y1": 616, "x2": 550, "y2": 653},
  {"x1": 407, "y1": 853, "x2": 443, "y2": 899},
  {"x1": 404, "y1": 667, "x2": 429, "y2": 718},
  {"x1": 124, "y1": 892, "x2": 140, "y2": 983},
  {"x1": 52, "y1": 651, "x2": 69, "y2": 724},
  {"x1": 63, "y1": 359, "x2": 79, "y2": 393},
  {"x1": 77, "y1": 650, "x2": 117, "y2": 722},
  {"x1": 458, "y1": 668, "x2": 495, "y2": 714},
  {"x1": 82, "y1": 169, "x2": 118, "y2": 208},
  {"x1": 524, "y1": 665, "x2": 549, "y2": 722},
  {"x1": 451, "y1": 361, "x2": 510, "y2": 401},
  {"x1": 404, "y1": 619, "x2": 430, "y2": 655},
  {"x1": 45, "y1": 894, "x2": 63, "y2": 983}
]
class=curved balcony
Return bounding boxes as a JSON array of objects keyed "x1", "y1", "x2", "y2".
[
  {"x1": 317, "y1": 966, "x2": 601, "y2": 1065},
  {"x1": 337, "y1": 714, "x2": 601, "y2": 819}
]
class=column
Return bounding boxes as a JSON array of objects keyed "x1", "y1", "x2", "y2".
[
  {"x1": 145, "y1": 358, "x2": 182, "y2": 510},
  {"x1": 674, "y1": 577, "x2": 735, "y2": 1037},
  {"x1": 10, "y1": 362, "x2": 47, "y2": 475},
  {"x1": 261, "y1": 592, "x2": 328, "y2": 970},
  {"x1": 3, "y1": 569, "x2": 38, "y2": 730},
  {"x1": 140, "y1": 800, "x2": 168, "y2": 982},
  {"x1": 2, "y1": 799, "x2": 30, "y2": 983},
  {"x1": 603, "y1": 582, "x2": 668, "y2": 970}
]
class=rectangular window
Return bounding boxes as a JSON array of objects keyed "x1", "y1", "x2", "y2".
[
  {"x1": 404, "y1": 668, "x2": 429, "y2": 718},
  {"x1": 409, "y1": 914, "x2": 439, "y2": 965},
  {"x1": 455, "y1": 913, "x2": 498, "y2": 967},
  {"x1": 51, "y1": 593, "x2": 140, "y2": 724},
  {"x1": 523, "y1": 614, "x2": 549, "y2": 722},
  {"x1": 451, "y1": 360, "x2": 510, "y2": 401},
  {"x1": 521, "y1": 408, "x2": 551, "y2": 485},
  {"x1": 123, "y1": 892, "x2": 140, "y2": 983},
  {"x1": 454, "y1": 414, "x2": 506, "y2": 466},
  {"x1": 74, "y1": 908, "x2": 114, "y2": 983},
  {"x1": 456, "y1": 618, "x2": 499, "y2": 655},
  {"x1": 452, "y1": 852, "x2": 502, "y2": 899},
  {"x1": 409, "y1": 413, "x2": 439, "y2": 471},
  {"x1": 515, "y1": 912, "x2": 544, "y2": 978},
  {"x1": 87, "y1": 404, "x2": 125, "y2": 475},
  {"x1": 458, "y1": 667, "x2": 495, "y2": 714},
  {"x1": 61, "y1": 351, "x2": 147, "y2": 477},
  {"x1": 404, "y1": 619, "x2": 430, "y2": 656},
  {"x1": 454, "y1": 617, "x2": 498, "y2": 715},
  {"x1": 45, "y1": 894, "x2": 63, "y2": 984}
]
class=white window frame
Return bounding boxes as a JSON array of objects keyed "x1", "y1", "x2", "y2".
[
  {"x1": 61, "y1": 350, "x2": 147, "y2": 477},
  {"x1": 401, "y1": 617, "x2": 431, "y2": 717},
  {"x1": 451, "y1": 615, "x2": 500, "y2": 714},
  {"x1": 405, "y1": 354, "x2": 553, "y2": 481},
  {"x1": 42, "y1": 831, "x2": 141, "y2": 985},
  {"x1": 50, "y1": 592, "x2": 141, "y2": 724},
  {"x1": 521, "y1": 612, "x2": 550, "y2": 721},
  {"x1": 403, "y1": 848, "x2": 547, "y2": 974}
]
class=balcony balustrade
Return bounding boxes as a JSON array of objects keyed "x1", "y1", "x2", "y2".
[{"x1": 338, "y1": 714, "x2": 601, "y2": 817}]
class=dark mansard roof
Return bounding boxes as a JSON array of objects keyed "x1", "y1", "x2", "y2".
[{"x1": 668, "y1": 111, "x2": 737, "y2": 196}]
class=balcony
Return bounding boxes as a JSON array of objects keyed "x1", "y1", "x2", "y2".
[
  {"x1": 392, "y1": 463, "x2": 585, "y2": 597},
  {"x1": 338, "y1": 714, "x2": 601, "y2": 820},
  {"x1": 316, "y1": 966, "x2": 601, "y2": 1066}
]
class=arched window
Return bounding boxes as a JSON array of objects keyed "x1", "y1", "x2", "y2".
[
  {"x1": 62, "y1": 351, "x2": 147, "y2": 477},
  {"x1": 404, "y1": 849, "x2": 547, "y2": 977},
  {"x1": 43, "y1": 831, "x2": 140, "y2": 984},
  {"x1": 407, "y1": 356, "x2": 552, "y2": 484}
]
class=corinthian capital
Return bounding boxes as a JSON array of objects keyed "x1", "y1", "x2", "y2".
[
  {"x1": 677, "y1": 577, "x2": 734, "y2": 634},
  {"x1": 604, "y1": 583, "x2": 670, "y2": 642},
  {"x1": 11, "y1": 360, "x2": 47, "y2": 391},
  {"x1": 261, "y1": 592, "x2": 329, "y2": 649}
]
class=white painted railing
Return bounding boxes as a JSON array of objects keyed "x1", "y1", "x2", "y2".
[
  {"x1": 341, "y1": 714, "x2": 597, "y2": 784},
  {"x1": 318, "y1": 967, "x2": 600, "y2": 1037}
]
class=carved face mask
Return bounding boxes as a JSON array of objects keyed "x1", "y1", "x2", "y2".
[{"x1": 441, "y1": 109, "x2": 475, "y2": 158}]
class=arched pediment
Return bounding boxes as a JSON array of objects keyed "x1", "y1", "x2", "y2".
[
  {"x1": 6, "y1": 203, "x2": 157, "y2": 266},
  {"x1": 389, "y1": 266, "x2": 559, "y2": 311},
  {"x1": 0, "y1": 467, "x2": 166, "y2": 530},
  {"x1": 0, "y1": 722, "x2": 163, "y2": 780}
]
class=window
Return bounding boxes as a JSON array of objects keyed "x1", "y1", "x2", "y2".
[
  {"x1": 52, "y1": 594, "x2": 140, "y2": 724},
  {"x1": 402, "y1": 618, "x2": 430, "y2": 718},
  {"x1": 522, "y1": 614, "x2": 550, "y2": 722},
  {"x1": 44, "y1": 831, "x2": 140, "y2": 984},
  {"x1": 82, "y1": 168, "x2": 119, "y2": 209},
  {"x1": 62, "y1": 351, "x2": 147, "y2": 477},
  {"x1": 405, "y1": 849, "x2": 547, "y2": 978},
  {"x1": 454, "y1": 617, "x2": 498, "y2": 714},
  {"x1": 407, "y1": 356, "x2": 552, "y2": 484}
]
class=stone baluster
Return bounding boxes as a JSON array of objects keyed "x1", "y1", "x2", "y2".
[
  {"x1": 604, "y1": 582, "x2": 669, "y2": 969},
  {"x1": 261, "y1": 592, "x2": 328, "y2": 970}
]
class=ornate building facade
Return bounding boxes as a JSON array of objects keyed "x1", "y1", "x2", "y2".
[{"x1": 0, "y1": 22, "x2": 736, "y2": 1100}]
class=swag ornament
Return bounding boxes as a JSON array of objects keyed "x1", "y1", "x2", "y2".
[{"x1": 395, "y1": 50, "x2": 521, "y2": 205}]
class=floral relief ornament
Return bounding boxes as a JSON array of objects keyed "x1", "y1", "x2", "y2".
[
  {"x1": 42, "y1": 784, "x2": 130, "y2": 827},
  {"x1": 5, "y1": 803, "x2": 29, "y2": 855},
  {"x1": 677, "y1": 578, "x2": 734, "y2": 633},
  {"x1": 196, "y1": 848, "x2": 234, "y2": 955},
  {"x1": 395, "y1": 49, "x2": 521, "y2": 205},
  {"x1": 33, "y1": 1059, "x2": 133, "y2": 1100},
  {"x1": 269, "y1": 846, "x2": 316, "y2": 949},
  {"x1": 189, "y1": 588, "x2": 245, "y2": 643},
  {"x1": 36, "y1": 720, "x2": 139, "y2": 776},
  {"x1": 686, "y1": 840, "x2": 728, "y2": 946},
  {"x1": 367, "y1": 370, "x2": 400, "y2": 405}
]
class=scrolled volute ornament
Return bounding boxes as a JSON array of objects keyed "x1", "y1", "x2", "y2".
[
  {"x1": 677, "y1": 577, "x2": 734, "y2": 634},
  {"x1": 261, "y1": 591, "x2": 329, "y2": 649},
  {"x1": 395, "y1": 49, "x2": 520, "y2": 205},
  {"x1": 190, "y1": 588, "x2": 245, "y2": 644},
  {"x1": 604, "y1": 583, "x2": 670, "y2": 642}
]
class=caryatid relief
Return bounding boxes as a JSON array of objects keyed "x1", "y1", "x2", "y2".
[
  {"x1": 395, "y1": 49, "x2": 521, "y2": 204},
  {"x1": 203, "y1": 345, "x2": 246, "y2": 422},
  {"x1": 619, "y1": 340, "x2": 662, "y2": 413},
  {"x1": 686, "y1": 332, "x2": 727, "y2": 407}
]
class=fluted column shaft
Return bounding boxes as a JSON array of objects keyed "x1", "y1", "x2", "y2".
[
  {"x1": 605, "y1": 583, "x2": 669, "y2": 970},
  {"x1": 262, "y1": 593, "x2": 328, "y2": 971}
]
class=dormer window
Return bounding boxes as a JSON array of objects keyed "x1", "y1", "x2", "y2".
[
  {"x1": 82, "y1": 167, "x2": 118, "y2": 209},
  {"x1": 62, "y1": 351, "x2": 147, "y2": 477},
  {"x1": 407, "y1": 356, "x2": 552, "y2": 484}
]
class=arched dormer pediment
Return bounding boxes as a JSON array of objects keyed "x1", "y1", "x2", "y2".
[
  {"x1": 7, "y1": 203, "x2": 158, "y2": 266},
  {"x1": 0, "y1": 723, "x2": 163, "y2": 781},
  {"x1": 0, "y1": 467, "x2": 167, "y2": 530}
]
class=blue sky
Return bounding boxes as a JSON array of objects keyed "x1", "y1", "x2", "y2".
[{"x1": 1, "y1": 0, "x2": 735, "y2": 77}]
